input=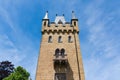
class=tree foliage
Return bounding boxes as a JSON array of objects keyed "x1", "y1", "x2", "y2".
[
  {"x1": 3, "y1": 66, "x2": 30, "y2": 80},
  {"x1": 0, "y1": 61, "x2": 14, "y2": 80}
]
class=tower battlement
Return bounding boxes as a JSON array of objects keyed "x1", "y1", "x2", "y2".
[{"x1": 42, "y1": 11, "x2": 79, "y2": 34}]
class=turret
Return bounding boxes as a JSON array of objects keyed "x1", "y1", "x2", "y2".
[
  {"x1": 42, "y1": 11, "x2": 79, "y2": 34},
  {"x1": 71, "y1": 11, "x2": 78, "y2": 26},
  {"x1": 42, "y1": 11, "x2": 49, "y2": 27},
  {"x1": 71, "y1": 11, "x2": 79, "y2": 33}
]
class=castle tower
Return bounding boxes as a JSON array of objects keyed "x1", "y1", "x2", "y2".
[{"x1": 36, "y1": 11, "x2": 85, "y2": 80}]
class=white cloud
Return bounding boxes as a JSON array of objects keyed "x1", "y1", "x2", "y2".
[
  {"x1": 0, "y1": 1, "x2": 39, "y2": 79},
  {"x1": 0, "y1": 34, "x2": 25, "y2": 64},
  {"x1": 0, "y1": 33, "x2": 38, "y2": 80},
  {"x1": 0, "y1": 7, "x2": 15, "y2": 31},
  {"x1": 83, "y1": 0, "x2": 120, "y2": 80}
]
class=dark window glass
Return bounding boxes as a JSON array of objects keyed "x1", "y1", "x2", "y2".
[
  {"x1": 61, "y1": 48, "x2": 65, "y2": 57},
  {"x1": 68, "y1": 36, "x2": 72, "y2": 43},
  {"x1": 58, "y1": 36, "x2": 62, "y2": 43},
  {"x1": 48, "y1": 36, "x2": 52, "y2": 43},
  {"x1": 44, "y1": 22, "x2": 46, "y2": 26},
  {"x1": 55, "y1": 73, "x2": 66, "y2": 80},
  {"x1": 74, "y1": 21, "x2": 76, "y2": 26},
  {"x1": 55, "y1": 49, "x2": 60, "y2": 57}
]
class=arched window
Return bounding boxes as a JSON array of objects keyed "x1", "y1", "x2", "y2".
[
  {"x1": 58, "y1": 36, "x2": 62, "y2": 43},
  {"x1": 68, "y1": 36, "x2": 72, "y2": 43},
  {"x1": 44, "y1": 22, "x2": 46, "y2": 26},
  {"x1": 61, "y1": 48, "x2": 65, "y2": 57},
  {"x1": 55, "y1": 48, "x2": 60, "y2": 57},
  {"x1": 74, "y1": 21, "x2": 76, "y2": 26},
  {"x1": 48, "y1": 36, "x2": 52, "y2": 43}
]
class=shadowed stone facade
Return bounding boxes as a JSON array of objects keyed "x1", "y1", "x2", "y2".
[{"x1": 36, "y1": 11, "x2": 85, "y2": 80}]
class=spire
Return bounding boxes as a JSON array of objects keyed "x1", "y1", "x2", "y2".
[
  {"x1": 44, "y1": 11, "x2": 48, "y2": 19},
  {"x1": 72, "y1": 11, "x2": 76, "y2": 19}
]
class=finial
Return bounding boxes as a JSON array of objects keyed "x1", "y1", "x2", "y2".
[
  {"x1": 63, "y1": 14, "x2": 64, "y2": 16},
  {"x1": 56, "y1": 14, "x2": 58, "y2": 16},
  {"x1": 44, "y1": 11, "x2": 48, "y2": 19},
  {"x1": 72, "y1": 11, "x2": 75, "y2": 19}
]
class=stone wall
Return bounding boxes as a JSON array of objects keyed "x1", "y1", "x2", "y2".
[{"x1": 36, "y1": 20, "x2": 85, "y2": 80}]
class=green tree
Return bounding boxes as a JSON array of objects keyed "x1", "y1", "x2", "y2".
[
  {"x1": 0, "y1": 61, "x2": 14, "y2": 80},
  {"x1": 3, "y1": 66, "x2": 30, "y2": 80}
]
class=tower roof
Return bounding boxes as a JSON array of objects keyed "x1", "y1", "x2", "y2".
[
  {"x1": 44, "y1": 11, "x2": 49, "y2": 19},
  {"x1": 55, "y1": 15, "x2": 66, "y2": 24},
  {"x1": 72, "y1": 11, "x2": 77, "y2": 19}
]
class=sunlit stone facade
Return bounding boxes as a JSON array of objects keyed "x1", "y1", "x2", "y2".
[{"x1": 36, "y1": 11, "x2": 85, "y2": 80}]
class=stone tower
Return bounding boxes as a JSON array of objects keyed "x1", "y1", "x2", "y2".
[{"x1": 36, "y1": 11, "x2": 85, "y2": 80}]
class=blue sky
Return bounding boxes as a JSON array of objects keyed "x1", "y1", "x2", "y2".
[{"x1": 0, "y1": 0, "x2": 120, "y2": 80}]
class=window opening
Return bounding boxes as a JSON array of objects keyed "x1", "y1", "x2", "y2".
[
  {"x1": 74, "y1": 21, "x2": 76, "y2": 26},
  {"x1": 44, "y1": 22, "x2": 46, "y2": 26},
  {"x1": 58, "y1": 36, "x2": 62, "y2": 43},
  {"x1": 55, "y1": 73, "x2": 66, "y2": 80},
  {"x1": 61, "y1": 48, "x2": 65, "y2": 57},
  {"x1": 68, "y1": 36, "x2": 72, "y2": 43},
  {"x1": 55, "y1": 49, "x2": 60, "y2": 58},
  {"x1": 48, "y1": 36, "x2": 52, "y2": 43}
]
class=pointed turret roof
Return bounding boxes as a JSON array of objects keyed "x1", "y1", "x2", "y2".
[
  {"x1": 72, "y1": 11, "x2": 77, "y2": 19},
  {"x1": 44, "y1": 11, "x2": 49, "y2": 19}
]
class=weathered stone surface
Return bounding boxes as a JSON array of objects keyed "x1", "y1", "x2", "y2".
[{"x1": 36, "y1": 15, "x2": 85, "y2": 80}]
